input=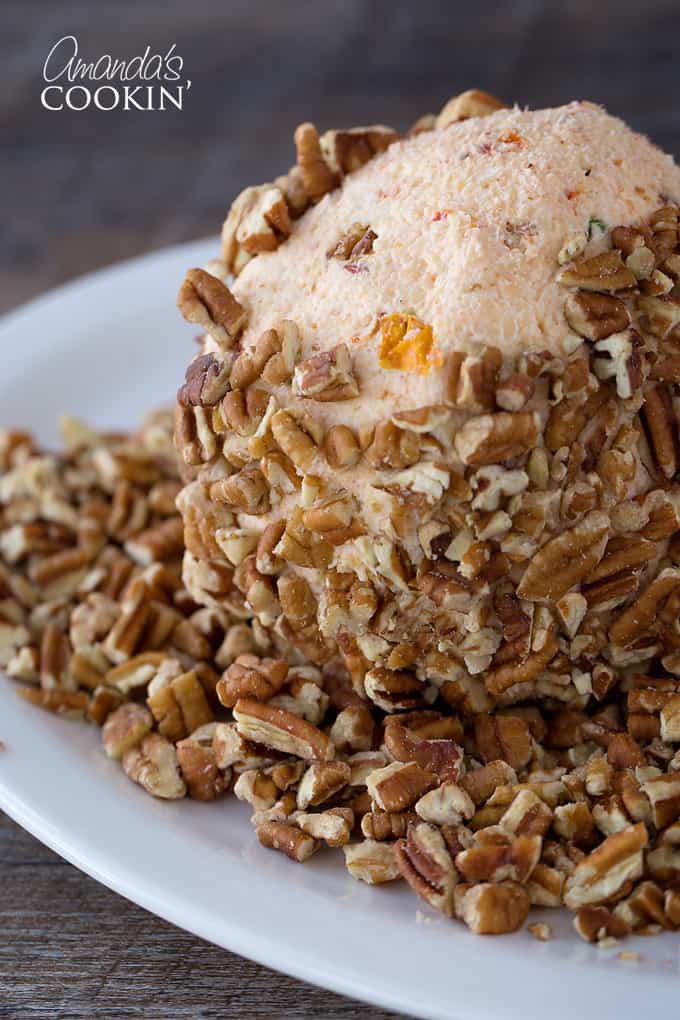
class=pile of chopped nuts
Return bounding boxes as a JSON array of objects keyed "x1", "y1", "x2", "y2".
[{"x1": 6, "y1": 89, "x2": 680, "y2": 945}]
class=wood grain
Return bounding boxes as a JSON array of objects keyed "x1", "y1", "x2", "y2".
[
  {"x1": 0, "y1": 814, "x2": 405, "y2": 1019},
  {"x1": 2, "y1": 0, "x2": 680, "y2": 1016}
]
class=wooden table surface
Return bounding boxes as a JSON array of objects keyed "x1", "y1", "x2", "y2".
[{"x1": 2, "y1": 0, "x2": 680, "y2": 1017}]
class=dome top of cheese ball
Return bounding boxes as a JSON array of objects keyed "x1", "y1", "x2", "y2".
[{"x1": 231, "y1": 101, "x2": 680, "y2": 420}]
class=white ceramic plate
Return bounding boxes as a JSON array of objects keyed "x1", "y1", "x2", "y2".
[{"x1": 1, "y1": 241, "x2": 679, "y2": 1020}]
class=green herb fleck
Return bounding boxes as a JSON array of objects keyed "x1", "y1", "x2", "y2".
[{"x1": 587, "y1": 216, "x2": 606, "y2": 241}]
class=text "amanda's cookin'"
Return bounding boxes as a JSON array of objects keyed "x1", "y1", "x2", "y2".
[{"x1": 41, "y1": 35, "x2": 192, "y2": 111}]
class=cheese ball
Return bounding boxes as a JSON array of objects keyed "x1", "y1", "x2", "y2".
[{"x1": 175, "y1": 94, "x2": 680, "y2": 722}]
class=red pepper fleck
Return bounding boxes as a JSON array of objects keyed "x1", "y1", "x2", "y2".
[
  {"x1": 479, "y1": 141, "x2": 494, "y2": 156},
  {"x1": 343, "y1": 263, "x2": 368, "y2": 275},
  {"x1": 431, "y1": 209, "x2": 452, "y2": 222},
  {"x1": 498, "y1": 130, "x2": 524, "y2": 147}
]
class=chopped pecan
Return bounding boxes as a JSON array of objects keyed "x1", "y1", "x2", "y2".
[
  {"x1": 557, "y1": 251, "x2": 636, "y2": 292},
  {"x1": 641, "y1": 383, "x2": 677, "y2": 479},
  {"x1": 459, "y1": 881, "x2": 530, "y2": 934},
  {"x1": 343, "y1": 840, "x2": 401, "y2": 884},
  {"x1": 329, "y1": 704, "x2": 374, "y2": 753},
  {"x1": 176, "y1": 724, "x2": 228, "y2": 801},
  {"x1": 216, "y1": 655, "x2": 288, "y2": 708},
  {"x1": 210, "y1": 463, "x2": 270, "y2": 515},
  {"x1": 456, "y1": 835, "x2": 542, "y2": 884},
  {"x1": 270, "y1": 409, "x2": 321, "y2": 472},
  {"x1": 593, "y1": 330, "x2": 643, "y2": 399},
  {"x1": 367, "y1": 761, "x2": 438, "y2": 813},
  {"x1": 147, "y1": 668, "x2": 213, "y2": 742},
  {"x1": 435, "y1": 89, "x2": 505, "y2": 128},
  {"x1": 564, "y1": 292, "x2": 630, "y2": 341},
  {"x1": 461, "y1": 761, "x2": 518, "y2": 805},
  {"x1": 177, "y1": 268, "x2": 246, "y2": 348},
  {"x1": 233, "y1": 698, "x2": 332, "y2": 759},
  {"x1": 294, "y1": 122, "x2": 340, "y2": 201},
  {"x1": 177, "y1": 352, "x2": 232, "y2": 407},
  {"x1": 364, "y1": 667, "x2": 425, "y2": 712},
  {"x1": 293, "y1": 344, "x2": 359, "y2": 401},
  {"x1": 495, "y1": 373, "x2": 534, "y2": 412},
  {"x1": 517, "y1": 511, "x2": 609, "y2": 601},
  {"x1": 16, "y1": 685, "x2": 89, "y2": 717},
  {"x1": 296, "y1": 760, "x2": 351, "y2": 809},
  {"x1": 323, "y1": 424, "x2": 361, "y2": 469},
  {"x1": 292, "y1": 807, "x2": 354, "y2": 848},
  {"x1": 609, "y1": 567, "x2": 680, "y2": 648},
  {"x1": 499, "y1": 789, "x2": 554, "y2": 838},
  {"x1": 321, "y1": 125, "x2": 399, "y2": 174},
  {"x1": 563, "y1": 824, "x2": 647, "y2": 909},
  {"x1": 256, "y1": 820, "x2": 318, "y2": 862},
  {"x1": 383, "y1": 720, "x2": 463, "y2": 781},
  {"x1": 474, "y1": 715, "x2": 532, "y2": 771},
  {"x1": 415, "y1": 782, "x2": 475, "y2": 826},
  {"x1": 221, "y1": 183, "x2": 292, "y2": 274},
  {"x1": 455, "y1": 412, "x2": 538, "y2": 466},
  {"x1": 443, "y1": 347, "x2": 501, "y2": 411},
  {"x1": 573, "y1": 905, "x2": 631, "y2": 943},
  {"x1": 361, "y1": 810, "x2": 416, "y2": 841},
  {"x1": 122, "y1": 732, "x2": 186, "y2": 800},
  {"x1": 327, "y1": 223, "x2": 377, "y2": 261},
  {"x1": 395, "y1": 821, "x2": 457, "y2": 915},
  {"x1": 102, "y1": 702, "x2": 153, "y2": 759}
]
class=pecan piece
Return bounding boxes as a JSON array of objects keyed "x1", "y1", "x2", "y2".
[
  {"x1": 122, "y1": 732, "x2": 186, "y2": 800},
  {"x1": 233, "y1": 698, "x2": 332, "y2": 760},
  {"x1": 177, "y1": 268, "x2": 246, "y2": 348},
  {"x1": 256, "y1": 820, "x2": 318, "y2": 862},
  {"x1": 564, "y1": 292, "x2": 630, "y2": 341},
  {"x1": 443, "y1": 347, "x2": 502, "y2": 411},
  {"x1": 436, "y1": 89, "x2": 506, "y2": 128},
  {"x1": 147, "y1": 669, "x2": 213, "y2": 742},
  {"x1": 292, "y1": 807, "x2": 354, "y2": 848},
  {"x1": 557, "y1": 251, "x2": 636, "y2": 292},
  {"x1": 641, "y1": 383, "x2": 678, "y2": 479},
  {"x1": 367, "y1": 761, "x2": 438, "y2": 813},
  {"x1": 456, "y1": 836, "x2": 542, "y2": 884},
  {"x1": 455, "y1": 412, "x2": 538, "y2": 466},
  {"x1": 415, "y1": 782, "x2": 475, "y2": 826},
  {"x1": 210, "y1": 463, "x2": 270, "y2": 515},
  {"x1": 573, "y1": 906, "x2": 631, "y2": 943},
  {"x1": 294, "y1": 122, "x2": 340, "y2": 201},
  {"x1": 102, "y1": 703, "x2": 153, "y2": 759},
  {"x1": 176, "y1": 724, "x2": 228, "y2": 801},
  {"x1": 383, "y1": 720, "x2": 463, "y2": 781},
  {"x1": 364, "y1": 667, "x2": 425, "y2": 712},
  {"x1": 216, "y1": 655, "x2": 288, "y2": 708},
  {"x1": 459, "y1": 882, "x2": 530, "y2": 935},
  {"x1": 296, "y1": 761, "x2": 351, "y2": 809},
  {"x1": 517, "y1": 511, "x2": 609, "y2": 602},
  {"x1": 474, "y1": 715, "x2": 532, "y2": 771},
  {"x1": 177, "y1": 352, "x2": 232, "y2": 407},
  {"x1": 16, "y1": 686, "x2": 89, "y2": 717},
  {"x1": 327, "y1": 223, "x2": 377, "y2": 261},
  {"x1": 293, "y1": 343, "x2": 359, "y2": 401},
  {"x1": 563, "y1": 824, "x2": 647, "y2": 910},
  {"x1": 221, "y1": 183, "x2": 292, "y2": 274},
  {"x1": 323, "y1": 425, "x2": 361, "y2": 469},
  {"x1": 343, "y1": 840, "x2": 401, "y2": 884},
  {"x1": 593, "y1": 330, "x2": 643, "y2": 399},
  {"x1": 609, "y1": 567, "x2": 680, "y2": 648},
  {"x1": 395, "y1": 822, "x2": 457, "y2": 916}
]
